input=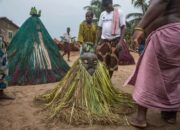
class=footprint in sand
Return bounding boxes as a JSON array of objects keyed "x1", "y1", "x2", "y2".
[{"x1": 0, "y1": 100, "x2": 13, "y2": 106}]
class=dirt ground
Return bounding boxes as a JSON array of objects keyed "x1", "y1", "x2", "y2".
[{"x1": 0, "y1": 51, "x2": 179, "y2": 130}]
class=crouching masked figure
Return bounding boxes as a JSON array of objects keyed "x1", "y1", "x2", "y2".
[{"x1": 35, "y1": 42, "x2": 135, "y2": 125}]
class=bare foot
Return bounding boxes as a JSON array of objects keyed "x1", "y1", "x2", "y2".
[{"x1": 129, "y1": 117, "x2": 147, "y2": 128}]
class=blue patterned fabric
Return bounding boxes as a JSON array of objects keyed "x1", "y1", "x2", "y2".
[{"x1": 0, "y1": 36, "x2": 8, "y2": 90}]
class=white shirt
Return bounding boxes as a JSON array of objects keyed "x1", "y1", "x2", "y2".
[
  {"x1": 63, "y1": 33, "x2": 71, "y2": 43},
  {"x1": 98, "y1": 9, "x2": 125, "y2": 40}
]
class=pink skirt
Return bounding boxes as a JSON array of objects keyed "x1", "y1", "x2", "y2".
[{"x1": 125, "y1": 23, "x2": 180, "y2": 111}]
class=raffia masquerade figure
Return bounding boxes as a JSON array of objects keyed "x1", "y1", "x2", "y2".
[
  {"x1": 35, "y1": 42, "x2": 135, "y2": 125},
  {"x1": 8, "y1": 7, "x2": 69, "y2": 85}
]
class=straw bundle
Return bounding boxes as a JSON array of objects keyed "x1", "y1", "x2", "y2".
[{"x1": 35, "y1": 59, "x2": 135, "y2": 125}]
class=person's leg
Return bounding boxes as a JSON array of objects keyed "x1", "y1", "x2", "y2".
[
  {"x1": 130, "y1": 104, "x2": 148, "y2": 128},
  {"x1": 161, "y1": 111, "x2": 177, "y2": 124},
  {"x1": 62, "y1": 43, "x2": 68, "y2": 57},
  {"x1": 67, "y1": 43, "x2": 70, "y2": 61},
  {"x1": 109, "y1": 71, "x2": 113, "y2": 78},
  {"x1": 62, "y1": 51, "x2": 66, "y2": 57},
  {"x1": 67, "y1": 50, "x2": 70, "y2": 61}
]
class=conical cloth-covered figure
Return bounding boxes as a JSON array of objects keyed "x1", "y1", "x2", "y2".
[
  {"x1": 35, "y1": 42, "x2": 135, "y2": 125},
  {"x1": 8, "y1": 7, "x2": 69, "y2": 85}
]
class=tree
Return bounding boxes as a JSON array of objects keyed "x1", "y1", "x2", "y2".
[
  {"x1": 126, "y1": 0, "x2": 148, "y2": 26},
  {"x1": 127, "y1": 0, "x2": 148, "y2": 25},
  {"x1": 131, "y1": 0, "x2": 148, "y2": 14},
  {"x1": 83, "y1": 0, "x2": 102, "y2": 23},
  {"x1": 125, "y1": 0, "x2": 149, "y2": 49}
]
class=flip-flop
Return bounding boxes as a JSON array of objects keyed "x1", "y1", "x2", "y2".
[{"x1": 129, "y1": 119, "x2": 147, "y2": 128}]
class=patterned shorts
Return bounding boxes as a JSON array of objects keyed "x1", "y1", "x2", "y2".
[{"x1": 96, "y1": 38, "x2": 120, "y2": 71}]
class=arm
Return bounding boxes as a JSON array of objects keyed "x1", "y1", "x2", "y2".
[
  {"x1": 96, "y1": 26, "x2": 102, "y2": 45},
  {"x1": 96, "y1": 13, "x2": 103, "y2": 45},
  {"x1": 133, "y1": 0, "x2": 170, "y2": 46},
  {"x1": 119, "y1": 25, "x2": 125, "y2": 43},
  {"x1": 138, "y1": 0, "x2": 170, "y2": 30},
  {"x1": 118, "y1": 10, "x2": 126, "y2": 47},
  {"x1": 77, "y1": 23, "x2": 84, "y2": 45}
]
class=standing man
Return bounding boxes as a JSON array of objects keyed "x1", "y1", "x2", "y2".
[
  {"x1": 0, "y1": 34, "x2": 13, "y2": 99},
  {"x1": 96, "y1": 0, "x2": 125, "y2": 77},
  {"x1": 78, "y1": 11, "x2": 97, "y2": 55},
  {"x1": 62, "y1": 27, "x2": 71, "y2": 61},
  {"x1": 126, "y1": 0, "x2": 180, "y2": 128}
]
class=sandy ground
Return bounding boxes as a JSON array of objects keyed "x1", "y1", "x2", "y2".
[{"x1": 0, "y1": 51, "x2": 179, "y2": 130}]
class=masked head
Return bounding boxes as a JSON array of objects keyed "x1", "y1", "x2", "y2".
[
  {"x1": 80, "y1": 42, "x2": 97, "y2": 75},
  {"x1": 80, "y1": 52, "x2": 98, "y2": 75}
]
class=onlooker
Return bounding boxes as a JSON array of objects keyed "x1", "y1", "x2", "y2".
[
  {"x1": 96, "y1": 0, "x2": 126, "y2": 77},
  {"x1": 78, "y1": 11, "x2": 97, "y2": 55},
  {"x1": 62, "y1": 27, "x2": 71, "y2": 61}
]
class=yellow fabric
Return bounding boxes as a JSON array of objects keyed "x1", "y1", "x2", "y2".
[{"x1": 78, "y1": 21, "x2": 97, "y2": 44}]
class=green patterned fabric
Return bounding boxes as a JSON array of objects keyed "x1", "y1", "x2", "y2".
[{"x1": 7, "y1": 14, "x2": 69, "y2": 85}]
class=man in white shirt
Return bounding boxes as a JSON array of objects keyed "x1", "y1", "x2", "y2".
[
  {"x1": 62, "y1": 27, "x2": 71, "y2": 61},
  {"x1": 96, "y1": 0, "x2": 126, "y2": 77}
]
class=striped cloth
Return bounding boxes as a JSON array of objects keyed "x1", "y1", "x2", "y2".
[{"x1": 112, "y1": 8, "x2": 120, "y2": 35}]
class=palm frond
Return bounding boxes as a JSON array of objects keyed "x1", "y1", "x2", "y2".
[
  {"x1": 113, "y1": 4, "x2": 121, "y2": 8},
  {"x1": 127, "y1": 17, "x2": 142, "y2": 26},
  {"x1": 83, "y1": 6, "x2": 92, "y2": 10},
  {"x1": 126, "y1": 12, "x2": 143, "y2": 20}
]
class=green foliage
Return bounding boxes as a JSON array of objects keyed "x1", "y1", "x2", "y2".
[
  {"x1": 126, "y1": 0, "x2": 149, "y2": 25},
  {"x1": 125, "y1": 0, "x2": 149, "y2": 48},
  {"x1": 84, "y1": 0, "x2": 102, "y2": 23},
  {"x1": 81, "y1": 42, "x2": 96, "y2": 54},
  {"x1": 30, "y1": 7, "x2": 41, "y2": 17}
]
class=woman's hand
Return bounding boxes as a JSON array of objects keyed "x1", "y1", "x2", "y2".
[{"x1": 132, "y1": 30, "x2": 144, "y2": 48}]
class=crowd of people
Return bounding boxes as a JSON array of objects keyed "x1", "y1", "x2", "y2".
[{"x1": 1, "y1": 0, "x2": 180, "y2": 128}]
